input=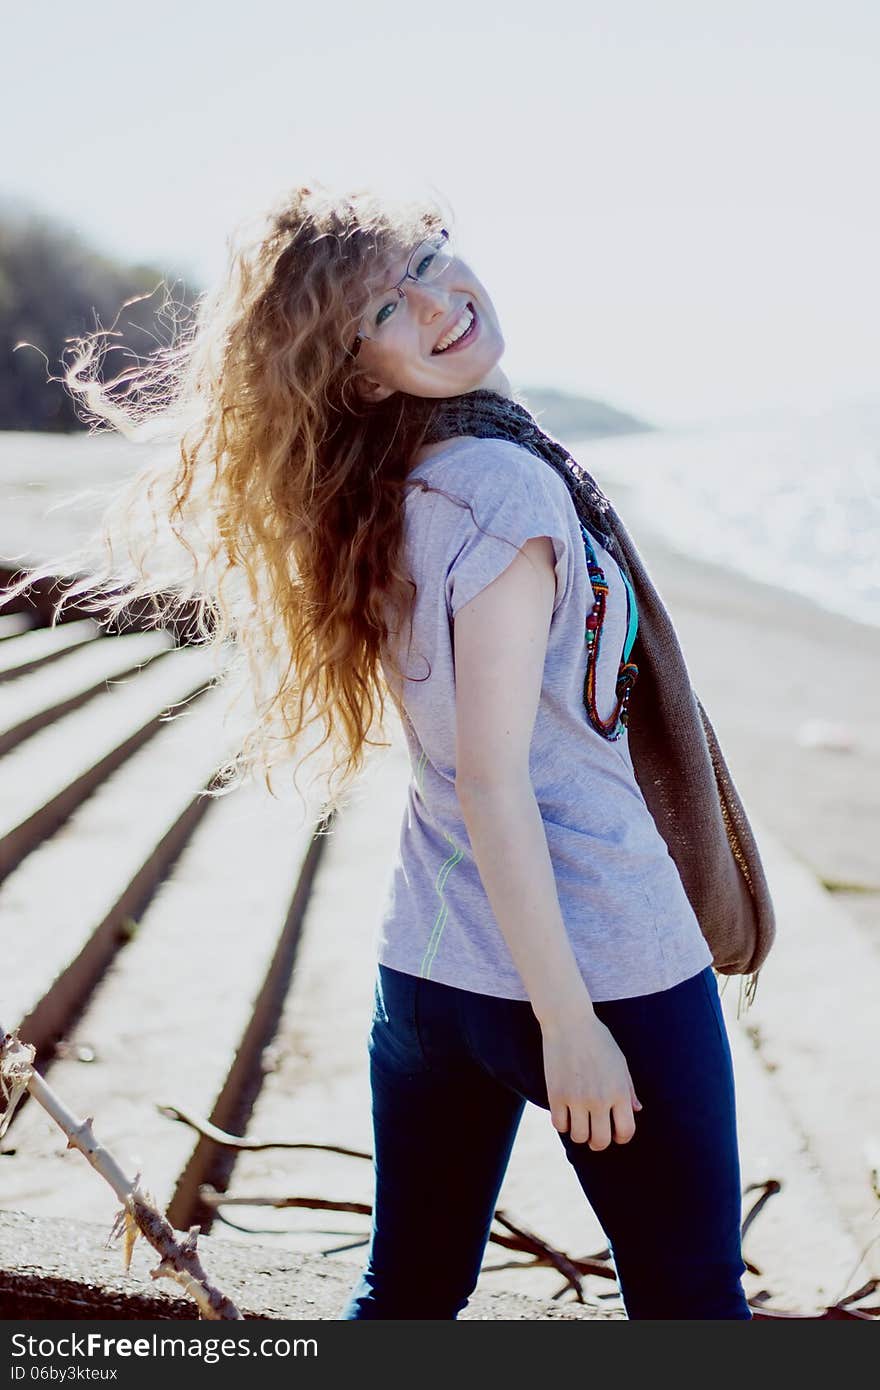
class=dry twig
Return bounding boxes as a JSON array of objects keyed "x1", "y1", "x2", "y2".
[{"x1": 0, "y1": 1023, "x2": 242, "y2": 1320}]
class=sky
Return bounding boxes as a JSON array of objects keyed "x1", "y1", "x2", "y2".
[{"x1": 3, "y1": 0, "x2": 879, "y2": 429}]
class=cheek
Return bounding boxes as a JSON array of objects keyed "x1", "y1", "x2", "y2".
[
  {"x1": 386, "y1": 334, "x2": 434, "y2": 383},
  {"x1": 475, "y1": 293, "x2": 498, "y2": 332}
]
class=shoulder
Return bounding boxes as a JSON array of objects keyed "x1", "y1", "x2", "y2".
[{"x1": 409, "y1": 436, "x2": 567, "y2": 509}]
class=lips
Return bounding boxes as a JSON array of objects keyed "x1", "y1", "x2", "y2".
[{"x1": 432, "y1": 302, "x2": 478, "y2": 355}]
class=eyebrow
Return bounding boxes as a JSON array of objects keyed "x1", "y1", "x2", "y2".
[{"x1": 368, "y1": 241, "x2": 415, "y2": 298}]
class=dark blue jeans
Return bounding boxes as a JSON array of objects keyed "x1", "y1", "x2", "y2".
[{"x1": 339, "y1": 962, "x2": 751, "y2": 1320}]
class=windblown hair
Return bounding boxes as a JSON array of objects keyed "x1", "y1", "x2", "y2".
[{"x1": 3, "y1": 183, "x2": 457, "y2": 816}]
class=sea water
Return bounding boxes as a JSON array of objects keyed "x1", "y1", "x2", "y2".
[
  {"x1": 2, "y1": 397, "x2": 879, "y2": 629},
  {"x1": 575, "y1": 396, "x2": 880, "y2": 631}
]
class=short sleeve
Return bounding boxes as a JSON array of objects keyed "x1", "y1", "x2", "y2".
[{"x1": 441, "y1": 440, "x2": 573, "y2": 620}]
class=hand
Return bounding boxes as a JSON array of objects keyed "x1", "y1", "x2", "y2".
[{"x1": 540, "y1": 1009, "x2": 643, "y2": 1149}]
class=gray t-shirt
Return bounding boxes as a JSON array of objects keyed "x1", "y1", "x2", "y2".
[{"x1": 375, "y1": 435, "x2": 713, "y2": 1002}]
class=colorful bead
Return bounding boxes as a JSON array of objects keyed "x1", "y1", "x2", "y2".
[{"x1": 579, "y1": 522, "x2": 639, "y2": 741}]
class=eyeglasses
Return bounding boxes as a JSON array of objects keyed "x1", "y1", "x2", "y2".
[{"x1": 350, "y1": 228, "x2": 453, "y2": 354}]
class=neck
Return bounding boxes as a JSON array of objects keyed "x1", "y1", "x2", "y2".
[
  {"x1": 473, "y1": 362, "x2": 515, "y2": 400},
  {"x1": 416, "y1": 383, "x2": 625, "y2": 564}
]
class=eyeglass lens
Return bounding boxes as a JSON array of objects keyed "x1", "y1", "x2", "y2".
[{"x1": 359, "y1": 232, "x2": 452, "y2": 339}]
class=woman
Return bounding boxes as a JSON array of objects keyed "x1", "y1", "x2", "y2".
[
  {"x1": 330, "y1": 198, "x2": 760, "y2": 1322},
  {"x1": 9, "y1": 182, "x2": 771, "y2": 1320}
]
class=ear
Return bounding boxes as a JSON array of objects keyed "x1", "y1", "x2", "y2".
[{"x1": 355, "y1": 373, "x2": 396, "y2": 404}]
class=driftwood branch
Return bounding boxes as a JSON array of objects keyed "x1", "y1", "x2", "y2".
[
  {"x1": 157, "y1": 1102, "x2": 371, "y2": 1159},
  {"x1": 200, "y1": 1189, "x2": 372, "y2": 1217},
  {"x1": 0, "y1": 1023, "x2": 242, "y2": 1320}
]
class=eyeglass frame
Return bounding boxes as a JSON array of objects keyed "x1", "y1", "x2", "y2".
[{"x1": 347, "y1": 227, "x2": 452, "y2": 357}]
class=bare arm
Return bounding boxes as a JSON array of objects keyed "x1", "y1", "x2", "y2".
[
  {"x1": 454, "y1": 534, "x2": 592, "y2": 1021},
  {"x1": 453, "y1": 535, "x2": 642, "y2": 1146},
  {"x1": 456, "y1": 773, "x2": 592, "y2": 1023}
]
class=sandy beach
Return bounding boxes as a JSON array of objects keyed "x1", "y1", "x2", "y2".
[
  {"x1": 1, "y1": 431, "x2": 878, "y2": 1315},
  {"x1": 2, "y1": 426, "x2": 877, "y2": 933},
  {"x1": 617, "y1": 500, "x2": 880, "y2": 952}
]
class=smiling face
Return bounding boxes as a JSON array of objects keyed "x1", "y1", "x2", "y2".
[{"x1": 350, "y1": 236, "x2": 507, "y2": 403}]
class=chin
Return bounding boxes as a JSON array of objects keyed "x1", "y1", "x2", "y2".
[{"x1": 473, "y1": 346, "x2": 505, "y2": 385}]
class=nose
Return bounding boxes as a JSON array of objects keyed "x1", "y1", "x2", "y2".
[{"x1": 406, "y1": 279, "x2": 452, "y2": 321}]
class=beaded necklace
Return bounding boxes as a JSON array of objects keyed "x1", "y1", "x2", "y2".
[
  {"x1": 417, "y1": 389, "x2": 640, "y2": 742},
  {"x1": 579, "y1": 520, "x2": 640, "y2": 741}
]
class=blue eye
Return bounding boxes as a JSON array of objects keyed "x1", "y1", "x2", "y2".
[
  {"x1": 414, "y1": 253, "x2": 436, "y2": 280},
  {"x1": 375, "y1": 300, "x2": 398, "y2": 327}
]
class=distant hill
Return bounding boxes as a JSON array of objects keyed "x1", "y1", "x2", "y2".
[{"x1": 516, "y1": 387, "x2": 654, "y2": 442}]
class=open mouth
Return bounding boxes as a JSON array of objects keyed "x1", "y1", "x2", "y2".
[{"x1": 431, "y1": 302, "x2": 479, "y2": 355}]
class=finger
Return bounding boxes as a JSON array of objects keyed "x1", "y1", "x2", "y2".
[
  {"x1": 611, "y1": 1100, "x2": 637, "y2": 1145},
  {"x1": 568, "y1": 1108, "x2": 591, "y2": 1146},
  {"x1": 588, "y1": 1110, "x2": 612, "y2": 1151},
  {"x1": 551, "y1": 1103, "x2": 570, "y2": 1134},
  {"x1": 630, "y1": 1085, "x2": 643, "y2": 1111}
]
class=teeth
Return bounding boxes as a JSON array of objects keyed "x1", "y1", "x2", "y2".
[{"x1": 435, "y1": 306, "x2": 474, "y2": 352}]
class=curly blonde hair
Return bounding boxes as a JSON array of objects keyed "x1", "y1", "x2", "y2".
[{"x1": 3, "y1": 183, "x2": 456, "y2": 816}]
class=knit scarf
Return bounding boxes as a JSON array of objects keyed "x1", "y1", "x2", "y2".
[{"x1": 419, "y1": 387, "x2": 776, "y2": 1013}]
